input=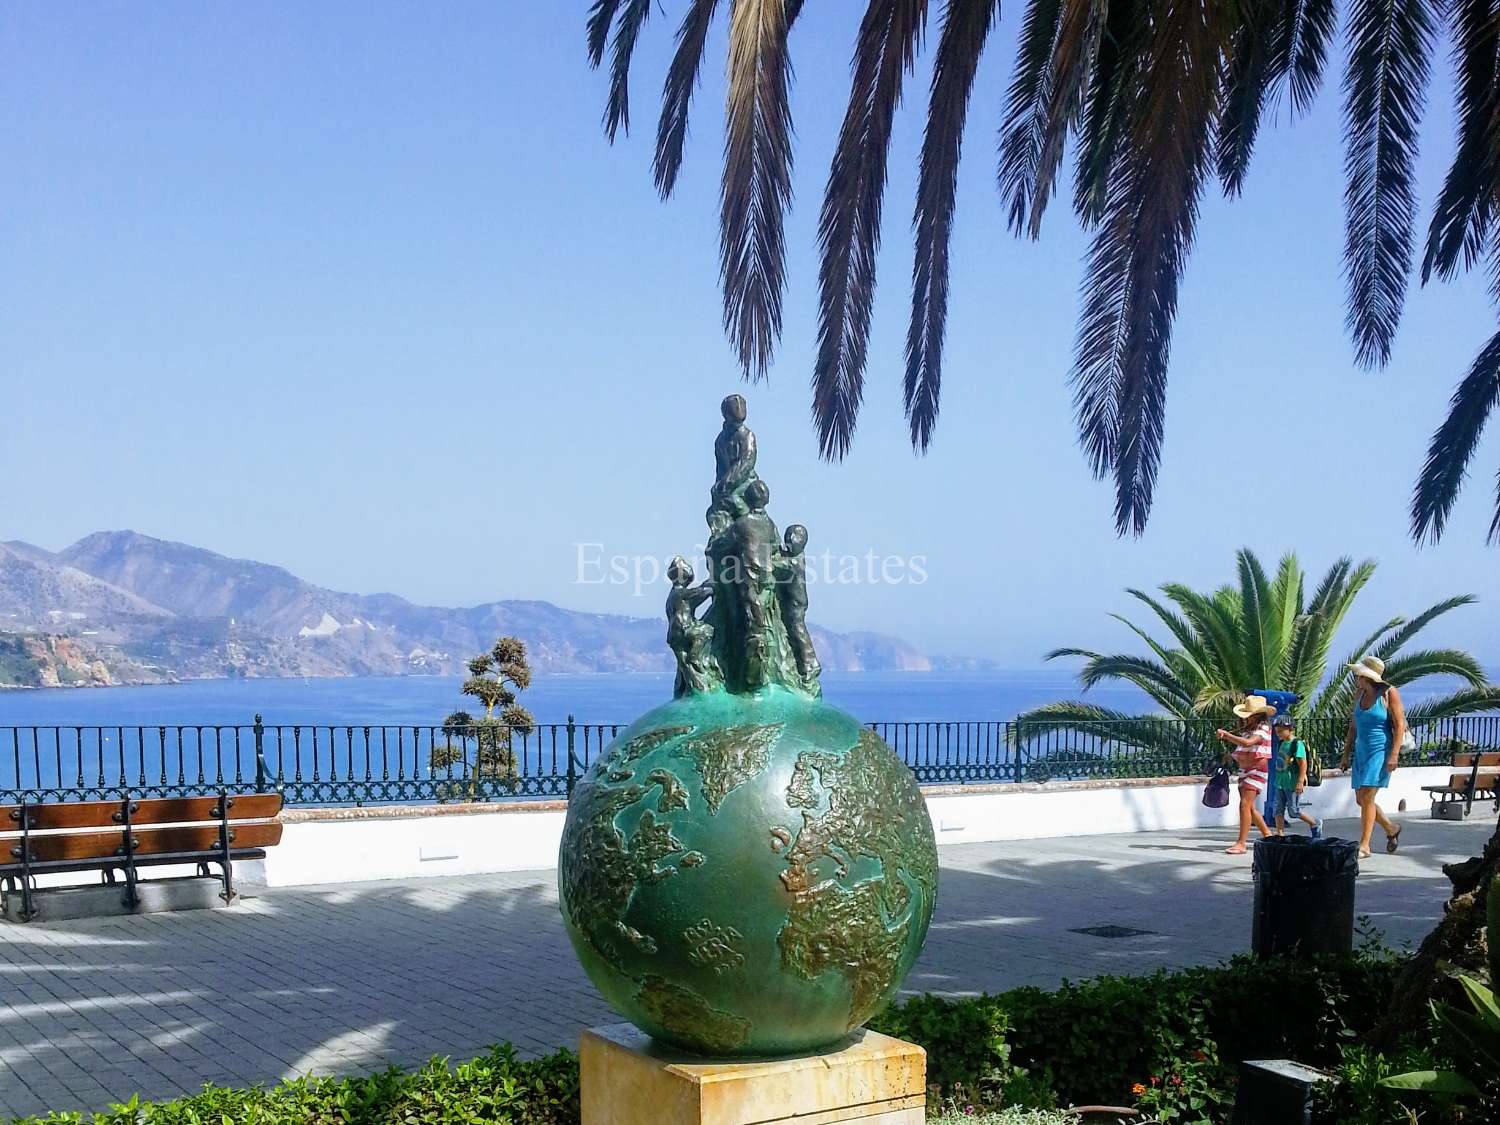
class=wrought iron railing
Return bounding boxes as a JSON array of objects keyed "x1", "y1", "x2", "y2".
[{"x1": 2, "y1": 713, "x2": 1495, "y2": 806}]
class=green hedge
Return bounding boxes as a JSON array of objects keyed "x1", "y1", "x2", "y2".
[
  {"x1": 869, "y1": 951, "x2": 1476, "y2": 1124},
  {"x1": 10, "y1": 1045, "x2": 578, "y2": 1125}
]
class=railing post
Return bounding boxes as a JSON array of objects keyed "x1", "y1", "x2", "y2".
[
  {"x1": 566, "y1": 715, "x2": 578, "y2": 799},
  {"x1": 252, "y1": 714, "x2": 268, "y2": 793}
]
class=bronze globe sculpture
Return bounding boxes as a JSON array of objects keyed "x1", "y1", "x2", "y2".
[{"x1": 558, "y1": 397, "x2": 938, "y2": 1056}]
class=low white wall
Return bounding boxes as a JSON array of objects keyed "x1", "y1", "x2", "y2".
[
  {"x1": 244, "y1": 766, "x2": 1455, "y2": 889},
  {"x1": 924, "y1": 765, "x2": 1449, "y2": 846},
  {"x1": 245, "y1": 802, "x2": 569, "y2": 888}
]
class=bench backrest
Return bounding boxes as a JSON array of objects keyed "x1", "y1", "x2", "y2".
[
  {"x1": 0, "y1": 793, "x2": 283, "y2": 868},
  {"x1": 1453, "y1": 752, "x2": 1500, "y2": 769}
]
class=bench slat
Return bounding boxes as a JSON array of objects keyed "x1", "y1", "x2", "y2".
[
  {"x1": 0, "y1": 794, "x2": 283, "y2": 831},
  {"x1": 2, "y1": 800, "x2": 128, "y2": 830},
  {"x1": 3, "y1": 822, "x2": 282, "y2": 864},
  {"x1": 124, "y1": 794, "x2": 283, "y2": 826}
]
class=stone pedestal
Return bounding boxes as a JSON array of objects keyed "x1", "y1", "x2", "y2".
[{"x1": 580, "y1": 1024, "x2": 926, "y2": 1125}]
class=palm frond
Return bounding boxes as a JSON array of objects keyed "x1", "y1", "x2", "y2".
[
  {"x1": 1320, "y1": 557, "x2": 1378, "y2": 629},
  {"x1": 1382, "y1": 647, "x2": 1490, "y2": 688},
  {"x1": 1217, "y1": 0, "x2": 1286, "y2": 195},
  {"x1": 1238, "y1": 548, "x2": 1276, "y2": 687},
  {"x1": 1405, "y1": 686, "x2": 1500, "y2": 723},
  {"x1": 1045, "y1": 645, "x2": 1104, "y2": 661},
  {"x1": 1345, "y1": 615, "x2": 1407, "y2": 665},
  {"x1": 1072, "y1": 0, "x2": 1146, "y2": 226},
  {"x1": 813, "y1": 0, "x2": 929, "y2": 459},
  {"x1": 1076, "y1": 653, "x2": 1197, "y2": 715},
  {"x1": 1163, "y1": 582, "x2": 1249, "y2": 688},
  {"x1": 654, "y1": 0, "x2": 723, "y2": 197},
  {"x1": 1412, "y1": 329, "x2": 1500, "y2": 544},
  {"x1": 1109, "y1": 611, "x2": 1210, "y2": 695},
  {"x1": 1071, "y1": 0, "x2": 1225, "y2": 535},
  {"x1": 1282, "y1": 0, "x2": 1339, "y2": 114},
  {"x1": 1284, "y1": 613, "x2": 1332, "y2": 704},
  {"x1": 721, "y1": 0, "x2": 796, "y2": 380},
  {"x1": 1126, "y1": 588, "x2": 1215, "y2": 673},
  {"x1": 1491, "y1": 463, "x2": 1500, "y2": 543},
  {"x1": 603, "y1": 0, "x2": 653, "y2": 142},
  {"x1": 1304, "y1": 556, "x2": 1352, "y2": 616},
  {"x1": 1011, "y1": 701, "x2": 1200, "y2": 758},
  {"x1": 1420, "y1": 0, "x2": 1500, "y2": 283},
  {"x1": 587, "y1": 0, "x2": 625, "y2": 67},
  {"x1": 1376, "y1": 594, "x2": 1480, "y2": 658},
  {"x1": 1193, "y1": 685, "x2": 1243, "y2": 716},
  {"x1": 996, "y1": 0, "x2": 1066, "y2": 234},
  {"x1": 1023, "y1": 0, "x2": 1110, "y2": 239},
  {"x1": 1342, "y1": 0, "x2": 1436, "y2": 367},
  {"x1": 906, "y1": 0, "x2": 999, "y2": 452}
]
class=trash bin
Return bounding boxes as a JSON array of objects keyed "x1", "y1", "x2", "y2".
[{"x1": 1251, "y1": 836, "x2": 1359, "y2": 957}]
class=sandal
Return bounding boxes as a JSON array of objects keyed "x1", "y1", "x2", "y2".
[
  {"x1": 1224, "y1": 844, "x2": 1247, "y2": 855},
  {"x1": 1386, "y1": 826, "x2": 1402, "y2": 854},
  {"x1": 1358, "y1": 848, "x2": 1373, "y2": 860}
]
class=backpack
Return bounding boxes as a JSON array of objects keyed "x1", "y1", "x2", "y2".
[{"x1": 1301, "y1": 739, "x2": 1323, "y2": 787}]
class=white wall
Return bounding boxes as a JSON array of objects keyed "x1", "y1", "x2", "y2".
[
  {"x1": 924, "y1": 766, "x2": 1449, "y2": 846},
  {"x1": 245, "y1": 806, "x2": 569, "y2": 888},
  {"x1": 244, "y1": 767, "x2": 1455, "y2": 889}
]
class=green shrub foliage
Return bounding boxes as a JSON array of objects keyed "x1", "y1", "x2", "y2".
[
  {"x1": 872, "y1": 952, "x2": 1398, "y2": 1115},
  {"x1": 10, "y1": 1045, "x2": 578, "y2": 1125}
]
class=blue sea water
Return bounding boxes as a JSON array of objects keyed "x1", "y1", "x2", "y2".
[{"x1": 0, "y1": 670, "x2": 1150, "y2": 728}]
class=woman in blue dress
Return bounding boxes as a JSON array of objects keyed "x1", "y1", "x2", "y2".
[{"x1": 1339, "y1": 655, "x2": 1406, "y2": 859}]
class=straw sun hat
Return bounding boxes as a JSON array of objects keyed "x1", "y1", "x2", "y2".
[
  {"x1": 1232, "y1": 695, "x2": 1277, "y2": 720},
  {"x1": 1348, "y1": 655, "x2": 1388, "y2": 684}
]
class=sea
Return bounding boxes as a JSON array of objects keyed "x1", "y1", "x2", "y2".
[{"x1": 0, "y1": 670, "x2": 1151, "y2": 728}]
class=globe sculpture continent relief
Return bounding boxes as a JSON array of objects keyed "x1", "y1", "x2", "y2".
[{"x1": 557, "y1": 395, "x2": 938, "y2": 1056}]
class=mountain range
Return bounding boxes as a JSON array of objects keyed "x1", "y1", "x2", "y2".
[{"x1": 0, "y1": 531, "x2": 942, "y2": 687}]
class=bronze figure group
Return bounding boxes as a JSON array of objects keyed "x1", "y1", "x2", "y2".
[{"x1": 666, "y1": 396, "x2": 821, "y2": 699}]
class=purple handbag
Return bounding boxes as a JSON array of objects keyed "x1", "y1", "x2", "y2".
[{"x1": 1203, "y1": 765, "x2": 1231, "y2": 808}]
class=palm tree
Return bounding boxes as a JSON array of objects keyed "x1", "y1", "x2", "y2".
[
  {"x1": 1014, "y1": 549, "x2": 1500, "y2": 763},
  {"x1": 585, "y1": 0, "x2": 1500, "y2": 542}
]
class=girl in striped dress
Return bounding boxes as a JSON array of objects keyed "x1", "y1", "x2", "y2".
[{"x1": 1215, "y1": 696, "x2": 1276, "y2": 855}]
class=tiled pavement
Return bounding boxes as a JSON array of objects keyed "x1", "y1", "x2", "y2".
[{"x1": 1, "y1": 814, "x2": 1494, "y2": 1118}]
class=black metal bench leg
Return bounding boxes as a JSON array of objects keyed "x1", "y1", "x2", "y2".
[
  {"x1": 3, "y1": 872, "x2": 37, "y2": 923},
  {"x1": 119, "y1": 795, "x2": 140, "y2": 911},
  {"x1": 218, "y1": 788, "x2": 236, "y2": 905},
  {"x1": 17, "y1": 801, "x2": 37, "y2": 922}
]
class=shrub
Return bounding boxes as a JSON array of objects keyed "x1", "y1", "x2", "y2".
[
  {"x1": 872, "y1": 952, "x2": 1401, "y2": 1115},
  {"x1": 10, "y1": 1044, "x2": 579, "y2": 1125}
]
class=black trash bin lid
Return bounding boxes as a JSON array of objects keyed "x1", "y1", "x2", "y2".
[{"x1": 1253, "y1": 835, "x2": 1361, "y2": 877}]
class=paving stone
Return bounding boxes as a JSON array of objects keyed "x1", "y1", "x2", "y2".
[{"x1": 0, "y1": 814, "x2": 1492, "y2": 1117}]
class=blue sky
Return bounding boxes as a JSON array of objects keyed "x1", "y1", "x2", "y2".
[{"x1": 3, "y1": 3, "x2": 1496, "y2": 664}]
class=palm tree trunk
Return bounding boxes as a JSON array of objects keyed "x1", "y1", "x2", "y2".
[{"x1": 1371, "y1": 818, "x2": 1499, "y2": 1048}]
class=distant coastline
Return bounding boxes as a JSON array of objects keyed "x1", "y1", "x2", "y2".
[{"x1": 1, "y1": 531, "x2": 988, "y2": 689}]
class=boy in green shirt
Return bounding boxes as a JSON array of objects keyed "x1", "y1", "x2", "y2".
[{"x1": 1272, "y1": 716, "x2": 1322, "y2": 838}]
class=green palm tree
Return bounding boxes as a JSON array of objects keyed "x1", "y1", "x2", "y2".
[
  {"x1": 585, "y1": 0, "x2": 1500, "y2": 542},
  {"x1": 1015, "y1": 549, "x2": 1500, "y2": 763}
]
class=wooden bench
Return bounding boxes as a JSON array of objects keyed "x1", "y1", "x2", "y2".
[
  {"x1": 1421, "y1": 752, "x2": 1500, "y2": 818},
  {"x1": 0, "y1": 790, "x2": 283, "y2": 922}
]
